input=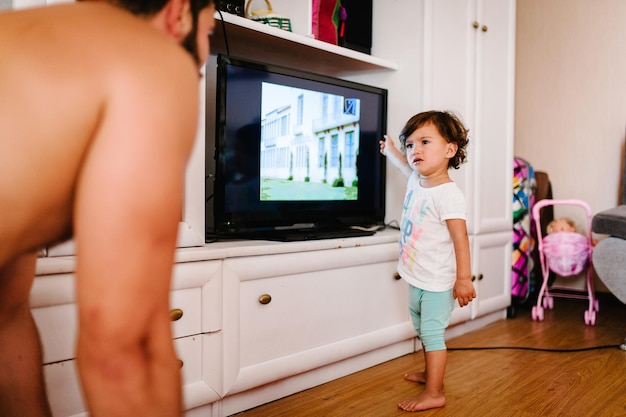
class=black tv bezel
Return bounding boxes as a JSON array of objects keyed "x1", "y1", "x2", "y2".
[{"x1": 212, "y1": 55, "x2": 387, "y2": 240}]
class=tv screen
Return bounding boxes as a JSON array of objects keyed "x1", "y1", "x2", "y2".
[{"x1": 211, "y1": 55, "x2": 387, "y2": 241}]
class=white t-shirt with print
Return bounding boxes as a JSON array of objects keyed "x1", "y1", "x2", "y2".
[{"x1": 397, "y1": 172, "x2": 467, "y2": 292}]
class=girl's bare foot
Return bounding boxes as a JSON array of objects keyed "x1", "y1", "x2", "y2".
[
  {"x1": 404, "y1": 371, "x2": 426, "y2": 384},
  {"x1": 398, "y1": 391, "x2": 446, "y2": 412}
]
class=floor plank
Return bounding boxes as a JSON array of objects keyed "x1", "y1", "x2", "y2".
[{"x1": 232, "y1": 294, "x2": 626, "y2": 416}]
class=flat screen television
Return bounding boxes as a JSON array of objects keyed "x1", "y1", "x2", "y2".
[{"x1": 211, "y1": 55, "x2": 387, "y2": 241}]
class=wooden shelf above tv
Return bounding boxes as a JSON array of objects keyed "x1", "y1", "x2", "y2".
[{"x1": 210, "y1": 12, "x2": 398, "y2": 78}]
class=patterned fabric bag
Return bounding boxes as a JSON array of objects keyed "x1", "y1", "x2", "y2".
[
  {"x1": 512, "y1": 157, "x2": 536, "y2": 299},
  {"x1": 245, "y1": 0, "x2": 292, "y2": 32}
]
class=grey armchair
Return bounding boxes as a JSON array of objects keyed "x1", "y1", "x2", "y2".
[{"x1": 591, "y1": 140, "x2": 626, "y2": 350}]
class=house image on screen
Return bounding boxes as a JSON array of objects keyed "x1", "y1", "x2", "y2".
[{"x1": 260, "y1": 82, "x2": 361, "y2": 201}]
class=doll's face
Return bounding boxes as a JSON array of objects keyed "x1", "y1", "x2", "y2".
[{"x1": 548, "y1": 218, "x2": 576, "y2": 233}]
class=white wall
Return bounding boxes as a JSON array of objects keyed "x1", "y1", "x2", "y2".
[
  {"x1": 347, "y1": 0, "x2": 426, "y2": 226},
  {"x1": 515, "y1": 0, "x2": 626, "y2": 229}
]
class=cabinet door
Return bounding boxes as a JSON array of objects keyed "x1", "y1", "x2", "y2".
[
  {"x1": 221, "y1": 243, "x2": 414, "y2": 396},
  {"x1": 473, "y1": 0, "x2": 515, "y2": 235},
  {"x1": 425, "y1": 0, "x2": 515, "y2": 235},
  {"x1": 471, "y1": 231, "x2": 512, "y2": 319},
  {"x1": 426, "y1": 0, "x2": 476, "y2": 233}
]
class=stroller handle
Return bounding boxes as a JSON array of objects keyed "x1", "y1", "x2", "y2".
[
  {"x1": 532, "y1": 199, "x2": 593, "y2": 247},
  {"x1": 532, "y1": 198, "x2": 593, "y2": 218}
]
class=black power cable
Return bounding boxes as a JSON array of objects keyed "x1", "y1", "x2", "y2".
[
  {"x1": 448, "y1": 344, "x2": 624, "y2": 353},
  {"x1": 215, "y1": 9, "x2": 231, "y2": 56}
]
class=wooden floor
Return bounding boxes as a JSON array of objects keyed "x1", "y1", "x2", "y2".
[{"x1": 232, "y1": 293, "x2": 626, "y2": 417}]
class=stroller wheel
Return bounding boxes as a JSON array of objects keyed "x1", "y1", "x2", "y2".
[
  {"x1": 543, "y1": 295, "x2": 554, "y2": 310},
  {"x1": 593, "y1": 299, "x2": 600, "y2": 312},
  {"x1": 584, "y1": 309, "x2": 597, "y2": 326},
  {"x1": 532, "y1": 306, "x2": 544, "y2": 321}
]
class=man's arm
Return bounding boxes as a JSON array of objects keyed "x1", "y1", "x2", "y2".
[
  {"x1": 0, "y1": 252, "x2": 53, "y2": 417},
  {"x1": 447, "y1": 218, "x2": 475, "y2": 307},
  {"x1": 73, "y1": 50, "x2": 199, "y2": 416}
]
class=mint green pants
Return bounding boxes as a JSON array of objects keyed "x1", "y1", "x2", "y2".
[{"x1": 408, "y1": 285, "x2": 455, "y2": 352}]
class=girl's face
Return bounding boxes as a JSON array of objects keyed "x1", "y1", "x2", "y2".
[{"x1": 404, "y1": 122, "x2": 457, "y2": 178}]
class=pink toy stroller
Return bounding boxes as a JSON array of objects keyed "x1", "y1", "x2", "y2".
[{"x1": 531, "y1": 199, "x2": 599, "y2": 325}]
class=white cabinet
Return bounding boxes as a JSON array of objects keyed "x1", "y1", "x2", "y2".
[
  {"x1": 424, "y1": 0, "x2": 515, "y2": 234},
  {"x1": 170, "y1": 260, "x2": 224, "y2": 411},
  {"x1": 218, "y1": 240, "x2": 414, "y2": 416},
  {"x1": 33, "y1": 234, "x2": 414, "y2": 417},
  {"x1": 471, "y1": 231, "x2": 513, "y2": 319},
  {"x1": 448, "y1": 233, "x2": 512, "y2": 324},
  {"x1": 425, "y1": 0, "x2": 515, "y2": 236},
  {"x1": 424, "y1": 0, "x2": 515, "y2": 319},
  {"x1": 32, "y1": 259, "x2": 222, "y2": 417}
]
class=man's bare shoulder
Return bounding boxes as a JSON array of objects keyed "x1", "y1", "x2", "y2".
[
  {"x1": 0, "y1": 3, "x2": 198, "y2": 85},
  {"x1": 0, "y1": 3, "x2": 200, "y2": 260},
  {"x1": 0, "y1": 2, "x2": 199, "y2": 143}
]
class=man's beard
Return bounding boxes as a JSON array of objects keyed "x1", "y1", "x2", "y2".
[{"x1": 181, "y1": 26, "x2": 200, "y2": 67}]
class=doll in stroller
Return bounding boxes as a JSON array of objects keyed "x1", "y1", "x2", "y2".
[{"x1": 531, "y1": 199, "x2": 599, "y2": 325}]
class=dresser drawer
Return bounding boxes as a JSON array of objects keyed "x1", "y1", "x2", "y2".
[
  {"x1": 44, "y1": 360, "x2": 86, "y2": 417},
  {"x1": 33, "y1": 303, "x2": 77, "y2": 363},
  {"x1": 237, "y1": 259, "x2": 405, "y2": 366},
  {"x1": 170, "y1": 287, "x2": 202, "y2": 338},
  {"x1": 222, "y1": 243, "x2": 412, "y2": 395},
  {"x1": 174, "y1": 334, "x2": 222, "y2": 409},
  {"x1": 32, "y1": 287, "x2": 202, "y2": 364},
  {"x1": 42, "y1": 334, "x2": 222, "y2": 417}
]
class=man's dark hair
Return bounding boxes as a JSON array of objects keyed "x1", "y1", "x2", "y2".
[
  {"x1": 111, "y1": 0, "x2": 213, "y2": 65},
  {"x1": 112, "y1": 0, "x2": 212, "y2": 17}
]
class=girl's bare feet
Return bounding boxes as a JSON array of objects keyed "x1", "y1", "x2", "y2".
[
  {"x1": 403, "y1": 371, "x2": 426, "y2": 384},
  {"x1": 398, "y1": 391, "x2": 446, "y2": 412}
]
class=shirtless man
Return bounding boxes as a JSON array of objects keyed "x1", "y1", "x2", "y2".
[{"x1": 0, "y1": 0, "x2": 214, "y2": 416}]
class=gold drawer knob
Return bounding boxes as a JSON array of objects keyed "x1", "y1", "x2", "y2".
[
  {"x1": 259, "y1": 294, "x2": 272, "y2": 305},
  {"x1": 177, "y1": 359, "x2": 184, "y2": 369},
  {"x1": 169, "y1": 308, "x2": 184, "y2": 322}
]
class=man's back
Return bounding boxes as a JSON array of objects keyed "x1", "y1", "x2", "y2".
[
  {"x1": 0, "y1": 1, "x2": 212, "y2": 415},
  {"x1": 0, "y1": 2, "x2": 199, "y2": 264}
]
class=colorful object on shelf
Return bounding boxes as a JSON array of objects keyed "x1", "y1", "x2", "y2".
[
  {"x1": 245, "y1": 0, "x2": 292, "y2": 32},
  {"x1": 312, "y1": 0, "x2": 342, "y2": 45},
  {"x1": 338, "y1": 3, "x2": 347, "y2": 39}
]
